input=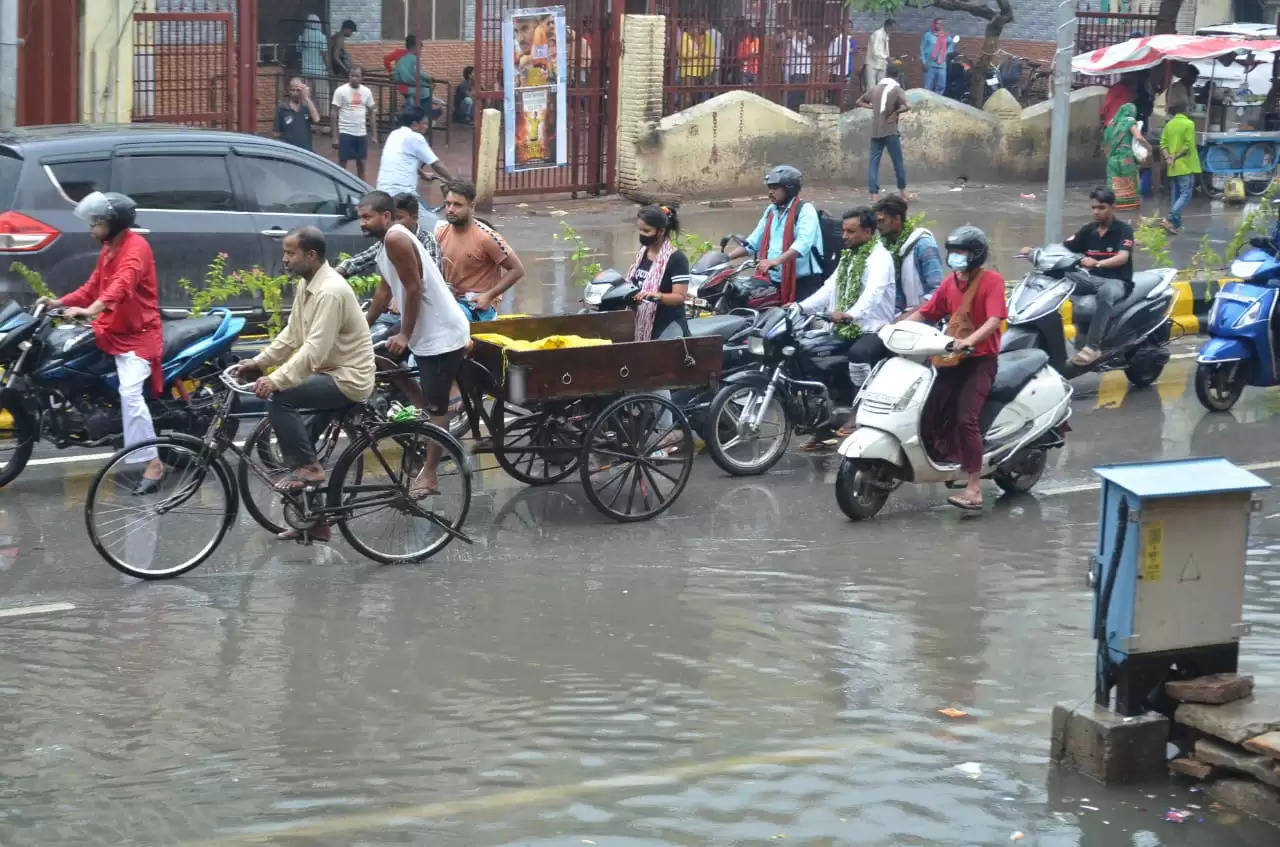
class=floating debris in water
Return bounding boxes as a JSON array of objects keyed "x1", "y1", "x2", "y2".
[
  {"x1": 938, "y1": 707, "x2": 969, "y2": 719},
  {"x1": 1163, "y1": 808, "x2": 1193, "y2": 823}
]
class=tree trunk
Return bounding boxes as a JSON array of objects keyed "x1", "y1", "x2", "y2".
[
  {"x1": 1155, "y1": 0, "x2": 1183, "y2": 35},
  {"x1": 967, "y1": 12, "x2": 1011, "y2": 108}
]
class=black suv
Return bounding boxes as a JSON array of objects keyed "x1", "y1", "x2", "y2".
[{"x1": 0, "y1": 124, "x2": 386, "y2": 308}]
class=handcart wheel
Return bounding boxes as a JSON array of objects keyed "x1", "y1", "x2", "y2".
[
  {"x1": 579, "y1": 393, "x2": 694, "y2": 522},
  {"x1": 1241, "y1": 141, "x2": 1279, "y2": 197},
  {"x1": 493, "y1": 400, "x2": 588, "y2": 486},
  {"x1": 1199, "y1": 142, "x2": 1239, "y2": 198}
]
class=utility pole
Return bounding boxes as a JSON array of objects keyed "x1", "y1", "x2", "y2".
[
  {"x1": 0, "y1": 0, "x2": 18, "y2": 129},
  {"x1": 1045, "y1": 0, "x2": 1076, "y2": 244}
]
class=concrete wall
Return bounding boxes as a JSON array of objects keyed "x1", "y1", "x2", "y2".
[
  {"x1": 82, "y1": 0, "x2": 143, "y2": 122},
  {"x1": 616, "y1": 15, "x2": 1106, "y2": 202}
]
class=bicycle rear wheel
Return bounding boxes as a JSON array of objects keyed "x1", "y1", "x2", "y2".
[
  {"x1": 85, "y1": 435, "x2": 236, "y2": 579},
  {"x1": 238, "y1": 415, "x2": 352, "y2": 535},
  {"x1": 329, "y1": 421, "x2": 471, "y2": 564}
]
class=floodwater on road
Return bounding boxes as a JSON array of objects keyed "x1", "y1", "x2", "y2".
[{"x1": 1, "y1": 342, "x2": 1280, "y2": 844}]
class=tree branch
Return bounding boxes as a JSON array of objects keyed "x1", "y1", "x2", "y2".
[{"x1": 930, "y1": 0, "x2": 1000, "y2": 21}]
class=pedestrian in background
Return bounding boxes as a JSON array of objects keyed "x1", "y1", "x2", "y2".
[
  {"x1": 1104, "y1": 103, "x2": 1152, "y2": 212},
  {"x1": 297, "y1": 14, "x2": 329, "y2": 106},
  {"x1": 920, "y1": 18, "x2": 949, "y2": 95},
  {"x1": 331, "y1": 67, "x2": 377, "y2": 180},
  {"x1": 858, "y1": 66, "x2": 910, "y2": 201},
  {"x1": 828, "y1": 19, "x2": 858, "y2": 109},
  {"x1": 330, "y1": 19, "x2": 357, "y2": 77},
  {"x1": 736, "y1": 21, "x2": 760, "y2": 85},
  {"x1": 1160, "y1": 102, "x2": 1202, "y2": 234},
  {"x1": 866, "y1": 18, "x2": 892, "y2": 91},
  {"x1": 275, "y1": 78, "x2": 320, "y2": 152},
  {"x1": 786, "y1": 26, "x2": 814, "y2": 111}
]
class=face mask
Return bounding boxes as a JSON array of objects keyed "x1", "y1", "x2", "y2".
[
  {"x1": 639, "y1": 233, "x2": 659, "y2": 247},
  {"x1": 947, "y1": 253, "x2": 969, "y2": 271}
]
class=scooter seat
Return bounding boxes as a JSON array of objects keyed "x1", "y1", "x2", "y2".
[
  {"x1": 989, "y1": 348, "x2": 1049, "y2": 403},
  {"x1": 161, "y1": 316, "x2": 225, "y2": 361},
  {"x1": 682, "y1": 314, "x2": 751, "y2": 340},
  {"x1": 1072, "y1": 270, "x2": 1168, "y2": 326}
]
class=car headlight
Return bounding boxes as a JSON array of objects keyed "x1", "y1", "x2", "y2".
[
  {"x1": 583, "y1": 283, "x2": 610, "y2": 306},
  {"x1": 747, "y1": 335, "x2": 765, "y2": 356},
  {"x1": 1230, "y1": 259, "x2": 1264, "y2": 280},
  {"x1": 1234, "y1": 297, "x2": 1266, "y2": 327}
]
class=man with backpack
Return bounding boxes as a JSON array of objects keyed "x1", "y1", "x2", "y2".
[{"x1": 724, "y1": 165, "x2": 834, "y2": 303}]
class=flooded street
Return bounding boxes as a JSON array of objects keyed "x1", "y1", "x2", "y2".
[{"x1": 2, "y1": 186, "x2": 1280, "y2": 844}]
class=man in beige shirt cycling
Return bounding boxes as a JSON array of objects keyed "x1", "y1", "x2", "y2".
[{"x1": 232, "y1": 226, "x2": 375, "y2": 508}]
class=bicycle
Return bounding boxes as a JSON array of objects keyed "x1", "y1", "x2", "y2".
[{"x1": 84, "y1": 366, "x2": 473, "y2": 580}]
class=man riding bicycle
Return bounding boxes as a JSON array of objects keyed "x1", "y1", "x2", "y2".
[
  {"x1": 435, "y1": 179, "x2": 526, "y2": 321},
  {"x1": 230, "y1": 226, "x2": 375, "y2": 541}
]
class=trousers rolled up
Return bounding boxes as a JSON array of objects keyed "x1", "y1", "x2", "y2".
[
  {"x1": 267, "y1": 374, "x2": 352, "y2": 469},
  {"x1": 116, "y1": 351, "x2": 158, "y2": 463},
  {"x1": 1073, "y1": 274, "x2": 1127, "y2": 350}
]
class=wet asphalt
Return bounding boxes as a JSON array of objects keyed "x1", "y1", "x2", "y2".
[{"x1": 3, "y1": 185, "x2": 1280, "y2": 845}]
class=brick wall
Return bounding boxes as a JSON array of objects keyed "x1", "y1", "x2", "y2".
[
  {"x1": 346, "y1": 40, "x2": 475, "y2": 85},
  {"x1": 257, "y1": 65, "x2": 284, "y2": 131},
  {"x1": 850, "y1": 0, "x2": 1094, "y2": 44}
]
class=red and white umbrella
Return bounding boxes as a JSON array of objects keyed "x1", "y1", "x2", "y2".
[{"x1": 1072, "y1": 34, "x2": 1280, "y2": 75}]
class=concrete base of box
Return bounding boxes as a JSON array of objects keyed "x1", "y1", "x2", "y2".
[{"x1": 1051, "y1": 701, "x2": 1170, "y2": 785}]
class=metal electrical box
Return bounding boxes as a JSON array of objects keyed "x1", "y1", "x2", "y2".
[{"x1": 1091, "y1": 458, "x2": 1269, "y2": 714}]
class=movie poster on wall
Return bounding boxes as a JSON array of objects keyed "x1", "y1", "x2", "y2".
[{"x1": 502, "y1": 6, "x2": 568, "y2": 172}]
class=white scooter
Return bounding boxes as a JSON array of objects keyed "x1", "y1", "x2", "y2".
[{"x1": 834, "y1": 322, "x2": 1073, "y2": 520}]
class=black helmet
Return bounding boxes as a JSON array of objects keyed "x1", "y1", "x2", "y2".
[
  {"x1": 944, "y1": 225, "x2": 989, "y2": 270},
  {"x1": 74, "y1": 191, "x2": 138, "y2": 238},
  {"x1": 764, "y1": 165, "x2": 802, "y2": 195}
]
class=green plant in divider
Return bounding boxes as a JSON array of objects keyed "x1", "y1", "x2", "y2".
[
  {"x1": 236, "y1": 266, "x2": 291, "y2": 336},
  {"x1": 1134, "y1": 216, "x2": 1173, "y2": 270},
  {"x1": 7, "y1": 261, "x2": 55, "y2": 300},
  {"x1": 554, "y1": 221, "x2": 603, "y2": 290},
  {"x1": 672, "y1": 230, "x2": 714, "y2": 260}
]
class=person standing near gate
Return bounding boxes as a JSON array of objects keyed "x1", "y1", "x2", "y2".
[
  {"x1": 858, "y1": 65, "x2": 911, "y2": 201},
  {"x1": 828, "y1": 19, "x2": 858, "y2": 109},
  {"x1": 866, "y1": 18, "x2": 892, "y2": 91},
  {"x1": 920, "y1": 18, "x2": 948, "y2": 95},
  {"x1": 275, "y1": 78, "x2": 320, "y2": 152},
  {"x1": 297, "y1": 14, "x2": 329, "y2": 107},
  {"x1": 331, "y1": 66, "x2": 377, "y2": 180}
]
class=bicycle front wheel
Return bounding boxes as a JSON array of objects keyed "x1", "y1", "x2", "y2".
[
  {"x1": 329, "y1": 421, "x2": 471, "y2": 564},
  {"x1": 85, "y1": 435, "x2": 237, "y2": 580}
]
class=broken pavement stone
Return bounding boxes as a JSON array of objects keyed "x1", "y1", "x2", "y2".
[
  {"x1": 1170, "y1": 757, "x2": 1214, "y2": 779},
  {"x1": 1206, "y1": 778, "x2": 1280, "y2": 827},
  {"x1": 1244, "y1": 731, "x2": 1280, "y2": 759},
  {"x1": 1194, "y1": 738, "x2": 1280, "y2": 789},
  {"x1": 1175, "y1": 696, "x2": 1280, "y2": 745},
  {"x1": 1166, "y1": 674, "x2": 1255, "y2": 705}
]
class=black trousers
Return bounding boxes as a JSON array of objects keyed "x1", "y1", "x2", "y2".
[{"x1": 267, "y1": 374, "x2": 352, "y2": 469}]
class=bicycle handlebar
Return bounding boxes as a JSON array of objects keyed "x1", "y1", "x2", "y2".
[{"x1": 219, "y1": 365, "x2": 258, "y2": 396}]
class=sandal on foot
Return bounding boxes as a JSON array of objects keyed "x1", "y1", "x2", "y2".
[
  {"x1": 275, "y1": 473, "x2": 325, "y2": 492},
  {"x1": 947, "y1": 495, "x2": 984, "y2": 512},
  {"x1": 277, "y1": 524, "x2": 331, "y2": 543}
]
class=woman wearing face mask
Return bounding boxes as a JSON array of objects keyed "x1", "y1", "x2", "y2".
[
  {"x1": 626, "y1": 204, "x2": 690, "y2": 342},
  {"x1": 904, "y1": 225, "x2": 1006, "y2": 512}
]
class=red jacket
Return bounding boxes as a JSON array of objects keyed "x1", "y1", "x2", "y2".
[{"x1": 61, "y1": 230, "x2": 164, "y2": 394}]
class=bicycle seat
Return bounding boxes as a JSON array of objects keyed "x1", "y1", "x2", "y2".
[{"x1": 161, "y1": 316, "x2": 224, "y2": 360}]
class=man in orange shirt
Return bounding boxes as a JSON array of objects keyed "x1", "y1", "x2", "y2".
[
  {"x1": 737, "y1": 29, "x2": 760, "y2": 84},
  {"x1": 434, "y1": 180, "x2": 526, "y2": 320}
]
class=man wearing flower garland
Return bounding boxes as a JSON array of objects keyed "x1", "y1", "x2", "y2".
[
  {"x1": 873, "y1": 194, "x2": 944, "y2": 311},
  {"x1": 799, "y1": 206, "x2": 897, "y2": 444}
]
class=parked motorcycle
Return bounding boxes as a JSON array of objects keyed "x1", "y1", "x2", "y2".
[
  {"x1": 835, "y1": 321, "x2": 1073, "y2": 520},
  {"x1": 1195, "y1": 231, "x2": 1280, "y2": 411},
  {"x1": 581, "y1": 270, "x2": 761, "y2": 434},
  {"x1": 1002, "y1": 245, "x2": 1177, "y2": 387},
  {"x1": 704, "y1": 303, "x2": 858, "y2": 476},
  {"x1": 0, "y1": 303, "x2": 244, "y2": 487}
]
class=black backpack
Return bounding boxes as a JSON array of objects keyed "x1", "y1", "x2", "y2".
[{"x1": 808, "y1": 204, "x2": 843, "y2": 280}]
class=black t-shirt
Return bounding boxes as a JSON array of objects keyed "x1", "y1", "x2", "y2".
[
  {"x1": 1066, "y1": 219, "x2": 1134, "y2": 284},
  {"x1": 275, "y1": 103, "x2": 313, "y2": 152},
  {"x1": 632, "y1": 249, "x2": 690, "y2": 338}
]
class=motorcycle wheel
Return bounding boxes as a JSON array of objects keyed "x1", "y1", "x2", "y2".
[
  {"x1": 0, "y1": 396, "x2": 36, "y2": 489},
  {"x1": 993, "y1": 448, "x2": 1048, "y2": 495},
  {"x1": 706, "y1": 384, "x2": 792, "y2": 476},
  {"x1": 1195, "y1": 361, "x2": 1246, "y2": 412},
  {"x1": 1124, "y1": 352, "x2": 1167, "y2": 388},
  {"x1": 835, "y1": 458, "x2": 892, "y2": 521}
]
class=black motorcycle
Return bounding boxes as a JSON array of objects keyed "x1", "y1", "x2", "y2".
[
  {"x1": 581, "y1": 269, "x2": 762, "y2": 435},
  {"x1": 0, "y1": 302, "x2": 244, "y2": 487},
  {"x1": 704, "y1": 303, "x2": 857, "y2": 476}
]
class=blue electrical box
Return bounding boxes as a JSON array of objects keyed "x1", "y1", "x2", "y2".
[{"x1": 1092, "y1": 458, "x2": 1269, "y2": 714}]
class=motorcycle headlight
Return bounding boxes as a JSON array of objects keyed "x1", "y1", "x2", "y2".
[
  {"x1": 583, "y1": 283, "x2": 610, "y2": 306},
  {"x1": 1230, "y1": 259, "x2": 1264, "y2": 280},
  {"x1": 747, "y1": 335, "x2": 765, "y2": 356},
  {"x1": 1234, "y1": 297, "x2": 1267, "y2": 327}
]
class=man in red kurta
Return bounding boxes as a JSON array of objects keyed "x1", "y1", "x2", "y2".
[{"x1": 44, "y1": 191, "x2": 166, "y2": 494}]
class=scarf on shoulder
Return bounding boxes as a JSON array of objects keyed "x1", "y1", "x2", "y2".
[
  {"x1": 625, "y1": 238, "x2": 675, "y2": 342},
  {"x1": 878, "y1": 76, "x2": 900, "y2": 117},
  {"x1": 758, "y1": 197, "x2": 803, "y2": 303}
]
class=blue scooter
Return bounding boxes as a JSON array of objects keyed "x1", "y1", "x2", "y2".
[{"x1": 1196, "y1": 223, "x2": 1280, "y2": 411}]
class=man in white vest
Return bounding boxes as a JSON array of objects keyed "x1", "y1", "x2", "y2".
[{"x1": 873, "y1": 194, "x2": 944, "y2": 311}]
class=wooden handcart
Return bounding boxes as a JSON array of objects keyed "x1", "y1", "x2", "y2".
[{"x1": 457, "y1": 312, "x2": 723, "y2": 522}]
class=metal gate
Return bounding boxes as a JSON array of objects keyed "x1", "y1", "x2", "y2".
[
  {"x1": 133, "y1": 11, "x2": 236, "y2": 128},
  {"x1": 473, "y1": 0, "x2": 619, "y2": 197}
]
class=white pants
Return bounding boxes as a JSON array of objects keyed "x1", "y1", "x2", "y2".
[
  {"x1": 865, "y1": 64, "x2": 885, "y2": 90},
  {"x1": 116, "y1": 352, "x2": 158, "y2": 462}
]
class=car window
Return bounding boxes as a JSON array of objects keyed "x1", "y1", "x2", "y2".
[
  {"x1": 0, "y1": 152, "x2": 19, "y2": 210},
  {"x1": 116, "y1": 154, "x2": 235, "y2": 211},
  {"x1": 238, "y1": 156, "x2": 342, "y2": 215},
  {"x1": 46, "y1": 159, "x2": 111, "y2": 203}
]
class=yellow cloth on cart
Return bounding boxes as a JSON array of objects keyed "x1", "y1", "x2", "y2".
[{"x1": 472, "y1": 333, "x2": 612, "y2": 351}]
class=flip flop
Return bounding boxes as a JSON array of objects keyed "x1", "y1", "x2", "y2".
[
  {"x1": 798, "y1": 439, "x2": 834, "y2": 452},
  {"x1": 277, "y1": 525, "x2": 331, "y2": 543},
  {"x1": 947, "y1": 495, "x2": 984, "y2": 512},
  {"x1": 835, "y1": 426, "x2": 857, "y2": 438},
  {"x1": 409, "y1": 482, "x2": 441, "y2": 499},
  {"x1": 275, "y1": 473, "x2": 325, "y2": 492}
]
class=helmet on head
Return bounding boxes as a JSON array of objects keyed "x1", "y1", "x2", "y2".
[
  {"x1": 944, "y1": 225, "x2": 989, "y2": 270},
  {"x1": 74, "y1": 191, "x2": 138, "y2": 238},
  {"x1": 764, "y1": 165, "x2": 803, "y2": 197}
]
